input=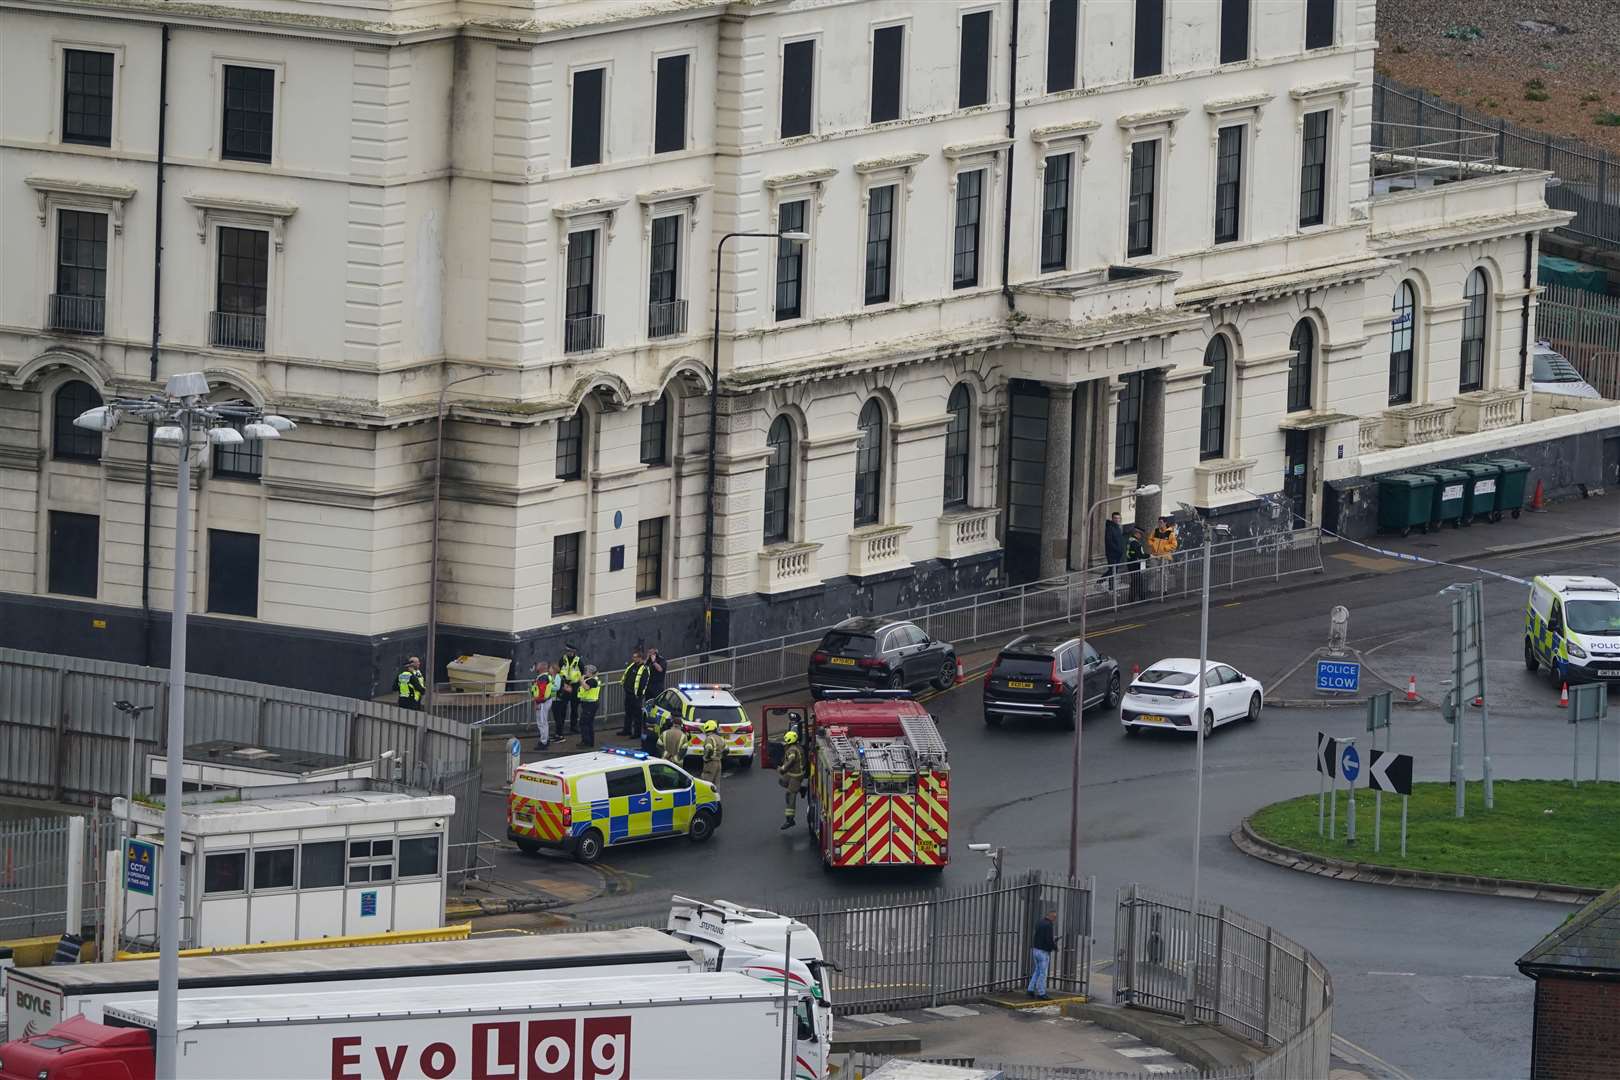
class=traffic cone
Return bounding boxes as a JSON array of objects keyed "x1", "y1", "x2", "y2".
[
  {"x1": 1472, "y1": 696, "x2": 1484, "y2": 707},
  {"x1": 1407, "y1": 675, "x2": 1418, "y2": 702},
  {"x1": 1132, "y1": 662, "x2": 1141, "y2": 679},
  {"x1": 1529, "y1": 479, "x2": 1546, "y2": 512},
  {"x1": 1559, "y1": 682, "x2": 1569, "y2": 708},
  {"x1": 955, "y1": 659, "x2": 965, "y2": 685}
]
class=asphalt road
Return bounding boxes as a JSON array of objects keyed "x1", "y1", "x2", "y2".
[{"x1": 484, "y1": 531, "x2": 1620, "y2": 1080}]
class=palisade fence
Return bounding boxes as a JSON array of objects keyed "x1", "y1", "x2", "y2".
[
  {"x1": 0, "y1": 813, "x2": 116, "y2": 940},
  {"x1": 1537, "y1": 282, "x2": 1620, "y2": 399},
  {"x1": 438, "y1": 527, "x2": 1324, "y2": 733},
  {"x1": 0, "y1": 647, "x2": 483, "y2": 909},
  {"x1": 1373, "y1": 73, "x2": 1620, "y2": 250}
]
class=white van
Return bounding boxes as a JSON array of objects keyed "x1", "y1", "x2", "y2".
[{"x1": 1525, "y1": 576, "x2": 1620, "y2": 683}]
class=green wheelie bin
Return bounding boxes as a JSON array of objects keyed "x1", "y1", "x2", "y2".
[
  {"x1": 1482, "y1": 458, "x2": 1531, "y2": 521},
  {"x1": 1455, "y1": 461, "x2": 1501, "y2": 525},
  {"x1": 1419, "y1": 466, "x2": 1469, "y2": 529},
  {"x1": 1377, "y1": 473, "x2": 1437, "y2": 536}
]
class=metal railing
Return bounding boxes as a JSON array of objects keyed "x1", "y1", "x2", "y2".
[
  {"x1": 210, "y1": 310, "x2": 266, "y2": 352},
  {"x1": 647, "y1": 298, "x2": 688, "y2": 339},
  {"x1": 1374, "y1": 73, "x2": 1620, "y2": 250},
  {"x1": 0, "y1": 813, "x2": 117, "y2": 939},
  {"x1": 564, "y1": 312, "x2": 604, "y2": 353},
  {"x1": 1115, "y1": 883, "x2": 1332, "y2": 1078},
  {"x1": 48, "y1": 293, "x2": 106, "y2": 335},
  {"x1": 433, "y1": 528, "x2": 1324, "y2": 733},
  {"x1": 1538, "y1": 282, "x2": 1620, "y2": 399}
]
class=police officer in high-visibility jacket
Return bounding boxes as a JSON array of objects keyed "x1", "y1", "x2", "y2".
[
  {"x1": 700, "y1": 720, "x2": 725, "y2": 786},
  {"x1": 619, "y1": 649, "x2": 649, "y2": 742},
  {"x1": 659, "y1": 713, "x2": 687, "y2": 764},
  {"x1": 777, "y1": 730, "x2": 806, "y2": 830},
  {"x1": 396, "y1": 657, "x2": 426, "y2": 710},
  {"x1": 576, "y1": 664, "x2": 602, "y2": 748},
  {"x1": 556, "y1": 644, "x2": 584, "y2": 736}
]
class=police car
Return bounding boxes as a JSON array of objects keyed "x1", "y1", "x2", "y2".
[
  {"x1": 1526, "y1": 575, "x2": 1620, "y2": 684},
  {"x1": 507, "y1": 748, "x2": 721, "y2": 864},
  {"x1": 641, "y1": 684, "x2": 755, "y2": 769}
]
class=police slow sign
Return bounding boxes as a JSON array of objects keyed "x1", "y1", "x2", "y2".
[{"x1": 1315, "y1": 660, "x2": 1360, "y2": 693}]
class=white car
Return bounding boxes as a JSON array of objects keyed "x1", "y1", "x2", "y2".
[
  {"x1": 1120, "y1": 658, "x2": 1263, "y2": 737},
  {"x1": 1530, "y1": 343, "x2": 1601, "y2": 399}
]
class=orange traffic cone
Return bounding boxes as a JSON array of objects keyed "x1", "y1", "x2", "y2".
[
  {"x1": 1132, "y1": 662, "x2": 1141, "y2": 679},
  {"x1": 1559, "y1": 682, "x2": 1569, "y2": 708},
  {"x1": 955, "y1": 659, "x2": 965, "y2": 685},
  {"x1": 1407, "y1": 675, "x2": 1418, "y2": 702},
  {"x1": 1529, "y1": 479, "x2": 1546, "y2": 513}
]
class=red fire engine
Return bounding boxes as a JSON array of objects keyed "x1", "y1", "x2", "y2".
[{"x1": 769, "y1": 694, "x2": 950, "y2": 869}]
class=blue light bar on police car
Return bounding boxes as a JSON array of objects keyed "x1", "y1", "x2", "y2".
[
  {"x1": 604, "y1": 748, "x2": 649, "y2": 759},
  {"x1": 677, "y1": 683, "x2": 734, "y2": 691}
]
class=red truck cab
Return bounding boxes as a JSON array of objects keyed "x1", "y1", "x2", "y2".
[{"x1": 0, "y1": 1014, "x2": 154, "y2": 1080}]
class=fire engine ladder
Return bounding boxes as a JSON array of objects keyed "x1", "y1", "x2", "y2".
[
  {"x1": 899, "y1": 713, "x2": 949, "y2": 768},
  {"x1": 823, "y1": 729, "x2": 862, "y2": 771}
]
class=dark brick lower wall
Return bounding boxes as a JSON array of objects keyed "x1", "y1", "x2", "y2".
[
  {"x1": 1326, "y1": 424, "x2": 1619, "y2": 540},
  {"x1": 2, "y1": 554, "x2": 1004, "y2": 700},
  {"x1": 1532, "y1": 976, "x2": 1620, "y2": 1079}
]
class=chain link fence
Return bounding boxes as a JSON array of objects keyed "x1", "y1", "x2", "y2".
[
  {"x1": 436, "y1": 528, "x2": 1324, "y2": 734},
  {"x1": 1373, "y1": 73, "x2": 1619, "y2": 250}
]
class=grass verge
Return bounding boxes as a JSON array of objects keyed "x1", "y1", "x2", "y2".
[{"x1": 1248, "y1": 780, "x2": 1620, "y2": 891}]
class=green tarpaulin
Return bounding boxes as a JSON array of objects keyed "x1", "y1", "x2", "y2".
[{"x1": 1538, "y1": 255, "x2": 1608, "y2": 295}]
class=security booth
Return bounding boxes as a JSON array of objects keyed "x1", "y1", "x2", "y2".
[
  {"x1": 147, "y1": 741, "x2": 379, "y2": 795},
  {"x1": 109, "y1": 780, "x2": 452, "y2": 952}
]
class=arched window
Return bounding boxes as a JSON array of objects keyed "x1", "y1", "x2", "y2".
[
  {"x1": 943, "y1": 384, "x2": 971, "y2": 509},
  {"x1": 1459, "y1": 269, "x2": 1488, "y2": 394},
  {"x1": 763, "y1": 416, "x2": 793, "y2": 545},
  {"x1": 53, "y1": 379, "x2": 103, "y2": 461},
  {"x1": 853, "y1": 399, "x2": 884, "y2": 527},
  {"x1": 1389, "y1": 281, "x2": 1416, "y2": 405},
  {"x1": 1288, "y1": 320, "x2": 1315, "y2": 414},
  {"x1": 1200, "y1": 336, "x2": 1229, "y2": 461}
]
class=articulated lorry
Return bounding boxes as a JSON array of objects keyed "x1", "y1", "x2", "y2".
[{"x1": 0, "y1": 971, "x2": 796, "y2": 1080}]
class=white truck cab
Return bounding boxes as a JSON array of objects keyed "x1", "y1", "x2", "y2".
[{"x1": 668, "y1": 895, "x2": 831, "y2": 1079}]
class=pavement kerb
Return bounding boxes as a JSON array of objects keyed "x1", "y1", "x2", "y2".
[
  {"x1": 1232, "y1": 817, "x2": 1603, "y2": 905},
  {"x1": 1055, "y1": 1001, "x2": 1265, "y2": 1073}
]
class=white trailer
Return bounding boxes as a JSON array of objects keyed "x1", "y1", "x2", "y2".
[
  {"x1": 4, "y1": 928, "x2": 699, "y2": 1039},
  {"x1": 9, "y1": 973, "x2": 796, "y2": 1080}
]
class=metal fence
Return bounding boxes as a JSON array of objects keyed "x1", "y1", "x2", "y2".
[
  {"x1": 1538, "y1": 282, "x2": 1620, "y2": 398},
  {"x1": 0, "y1": 647, "x2": 480, "y2": 806},
  {"x1": 437, "y1": 528, "x2": 1324, "y2": 733},
  {"x1": 1114, "y1": 884, "x2": 1332, "y2": 1079},
  {"x1": 786, "y1": 870, "x2": 1094, "y2": 1015},
  {"x1": 0, "y1": 813, "x2": 116, "y2": 940},
  {"x1": 838, "y1": 1055, "x2": 1257, "y2": 1079},
  {"x1": 1373, "y1": 73, "x2": 1620, "y2": 250}
]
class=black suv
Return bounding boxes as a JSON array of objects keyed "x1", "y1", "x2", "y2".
[
  {"x1": 807, "y1": 617, "x2": 958, "y2": 698},
  {"x1": 982, "y1": 634, "x2": 1121, "y2": 729}
]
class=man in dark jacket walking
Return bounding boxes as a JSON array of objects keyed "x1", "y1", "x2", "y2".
[
  {"x1": 1103, "y1": 511, "x2": 1125, "y2": 586},
  {"x1": 1027, "y1": 909, "x2": 1058, "y2": 999}
]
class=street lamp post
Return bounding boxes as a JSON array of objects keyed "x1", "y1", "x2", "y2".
[
  {"x1": 423, "y1": 370, "x2": 496, "y2": 711},
  {"x1": 700, "y1": 229, "x2": 810, "y2": 656},
  {"x1": 76, "y1": 373, "x2": 292, "y2": 1080},
  {"x1": 1069, "y1": 483, "x2": 1159, "y2": 881},
  {"x1": 1184, "y1": 521, "x2": 1228, "y2": 1022}
]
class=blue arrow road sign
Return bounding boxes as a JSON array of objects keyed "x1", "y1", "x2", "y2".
[
  {"x1": 1341, "y1": 744, "x2": 1361, "y2": 783},
  {"x1": 1316, "y1": 660, "x2": 1361, "y2": 693}
]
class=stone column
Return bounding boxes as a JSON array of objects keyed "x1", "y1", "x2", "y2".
[
  {"x1": 1087, "y1": 380, "x2": 1111, "y2": 563},
  {"x1": 1134, "y1": 368, "x2": 1167, "y2": 531},
  {"x1": 1041, "y1": 384, "x2": 1075, "y2": 579},
  {"x1": 1067, "y1": 383, "x2": 1093, "y2": 567}
]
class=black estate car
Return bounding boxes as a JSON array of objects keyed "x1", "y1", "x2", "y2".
[
  {"x1": 982, "y1": 634, "x2": 1121, "y2": 729},
  {"x1": 807, "y1": 617, "x2": 959, "y2": 698}
]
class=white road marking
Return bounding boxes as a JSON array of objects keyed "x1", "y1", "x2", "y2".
[
  {"x1": 1366, "y1": 971, "x2": 1417, "y2": 977},
  {"x1": 1116, "y1": 1046, "x2": 1173, "y2": 1058},
  {"x1": 923, "y1": 1005, "x2": 980, "y2": 1018},
  {"x1": 1462, "y1": 975, "x2": 1512, "y2": 981},
  {"x1": 847, "y1": 1013, "x2": 910, "y2": 1026}
]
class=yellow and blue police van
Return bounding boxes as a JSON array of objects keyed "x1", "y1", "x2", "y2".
[
  {"x1": 1525, "y1": 575, "x2": 1620, "y2": 685},
  {"x1": 641, "y1": 683, "x2": 755, "y2": 769},
  {"x1": 507, "y1": 748, "x2": 720, "y2": 864}
]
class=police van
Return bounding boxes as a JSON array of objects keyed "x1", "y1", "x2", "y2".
[
  {"x1": 507, "y1": 748, "x2": 720, "y2": 863},
  {"x1": 1525, "y1": 576, "x2": 1620, "y2": 684},
  {"x1": 641, "y1": 684, "x2": 755, "y2": 768}
]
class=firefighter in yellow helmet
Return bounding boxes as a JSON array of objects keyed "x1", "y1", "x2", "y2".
[
  {"x1": 659, "y1": 712, "x2": 687, "y2": 765},
  {"x1": 777, "y1": 729, "x2": 806, "y2": 830},
  {"x1": 700, "y1": 719, "x2": 725, "y2": 787}
]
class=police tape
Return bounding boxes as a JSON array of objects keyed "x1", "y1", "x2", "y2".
[{"x1": 1323, "y1": 529, "x2": 1531, "y2": 586}]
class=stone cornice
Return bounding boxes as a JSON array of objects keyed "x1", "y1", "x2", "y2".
[{"x1": 25, "y1": 176, "x2": 137, "y2": 232}]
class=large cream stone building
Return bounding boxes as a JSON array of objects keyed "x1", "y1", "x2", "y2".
[{"x1": 0, "y1": 0, "x2": 1599, "y2": 697}]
